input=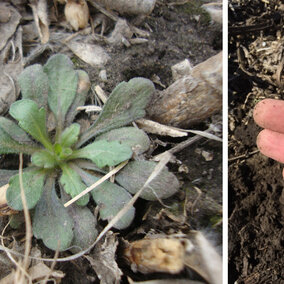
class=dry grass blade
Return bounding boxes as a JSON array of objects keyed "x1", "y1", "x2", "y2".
[
  {"x1": 182, "y1": 130, "x2": 222, "y2": 142},
  {"x1": 77, "y1": 105, "x2": 102, "y2": 113},
  {"x1": 64, "y1": 160, "x2": 129, "y2": 207}
]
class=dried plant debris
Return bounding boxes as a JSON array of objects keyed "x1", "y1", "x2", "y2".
[
  {"x1": 66, "y1": 41, "x2": 111, "y2": 67},
  {"x1": 0, "y1": 3, "x2": 21, "y2": 51},
  {"x1": 1, "y1": 262, "x2": 65, "y2": 283},
  {"x1": 65, "y1": 0, "x2": 90, "y2": 31},
  {"x1": 0, "y1": 28, "x2": 23, "y2": 115},
  {"x1": 93, "y1": 0, "x2": 156, "y2": 16},
  {"x1": 128, "y1": 279, "x2": 205, "y2": 284},
  {"x1": 85, "y1": 232, "x2": 122, "y2": 284},
  {"x1": 124, "y1": 238, "x2": 186, "y2": 274},
  {"x1": 124, "y1": 232, "x2": 222, "y2": 283},
  {"x1": 29, "y1": 0, "x2": 50, "y2": 44},
  {"x1": 201, "y1": 2, "x2": 222, "y2": 25}
]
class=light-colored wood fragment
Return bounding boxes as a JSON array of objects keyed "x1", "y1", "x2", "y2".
[{"x1": 136, "y1": 118, "x2": 187, "y2": 137}]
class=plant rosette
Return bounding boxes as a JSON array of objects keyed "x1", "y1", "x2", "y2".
[{"x1": 0, "y1": 54, "x2": 179, "y2": 251}]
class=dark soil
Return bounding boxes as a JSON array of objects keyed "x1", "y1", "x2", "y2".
[
  {"x1": 0, "y1": 0, "x2": 222, "y2": 282},
  {"x1": 229, "y1": 1, "x2": 284, "y2": 283}
]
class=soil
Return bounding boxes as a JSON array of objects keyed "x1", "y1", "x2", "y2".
[
  {"x1": 229, "y1": 1, "x2": 284, "y2": 283},
  {"x1": 0, "y1": 0, "x2": 222, "y2": 283}
]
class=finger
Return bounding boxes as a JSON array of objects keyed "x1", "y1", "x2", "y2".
[
  {"x1": 257, "y1": 129, "x2": 284, "y2": 163},
  {"x1": 253, "y1": 98, "x2": 284, "y2": 133}
]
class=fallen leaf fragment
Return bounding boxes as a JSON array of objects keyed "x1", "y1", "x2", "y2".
[
  {"x1": 0, "y1": 262, "x2": 64, "y2": 283},
  {"x1": 0, "y1": 3, "x2": 21, "y2": 51},
  {"x1": 30, "y1": 0, "x2": 50, "y2": 44},
  {"x1": 85, "y1": 231, "x2": 122, "y2": 284},
  {"x1": 66, "y1": 41, "x2": 110, "y2": 67}
]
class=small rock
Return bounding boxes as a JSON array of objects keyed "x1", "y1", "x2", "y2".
[{"x1": 99, "y1": 70, "x2": 108, "y2": 82}]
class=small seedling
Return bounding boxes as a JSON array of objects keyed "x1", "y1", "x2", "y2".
[{"x1": 0, "y1": 54, "x2": 179, "y2": 251}]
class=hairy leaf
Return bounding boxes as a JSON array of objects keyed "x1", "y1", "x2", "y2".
[
  {"x1": 60, "y1": 164, "x2": 89, "y2": 206},
  {"x1": 116, "y1": 160, "x2": 179, "y2": 201},
  {"x1": 6, "y1": 170, "x2": 45, "y2": 210},
  {"x1": 43, "y1": 54, "x2": 78, "y2": 123},
  {"x1": 65, "y1": 70, "x2": 90, "y2": 126},
  {"x1": 77, "y1": 167, "x2": 135, "y2": 229},
  {"x1": 31, "y1": 150, "x2": 56, "y2": 169},
  {"x1": 60, "y1": 123, "x2": 80, "y2": 148},
  {"x1": 0, "y1": 127, "x2": 39, "y2": 155},
  {"x1": 67, "y1": 203, "x2": 98, "y2": 253},
  {"x1": 72, "y1": 140, "x2": 132, "y2": 168},
  {"x1": 18, "y1": 64, "x2": 49, "y2": 108},
  {"x1": 33, "y1": 177, "x2": 74, "y2": 251},
  {"x1": 78, "y1": 78, "x2": 154, "y2": 146},
  {"x1": 9, "y1": 100, "x2": 52, "y2": 150},
  {"x1": 96, "y1": 127, "x2": 150, "y2": 155},
  {"x1": 0, "y1": 117, "x2": 34, "y2": 144}
]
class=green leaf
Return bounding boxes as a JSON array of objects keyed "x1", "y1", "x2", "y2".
[
  {"x1": 9, "y1": 100, "x2": 52, "y2": 150},
  {"x1": 43, "y1": 54, "x2": 78, "y2": 123},
  {"x1": 77, "y1": 167, "x2": 135, "y2": 229},
  {"x1": 0, "y1": 127, "x2": 39, "y2": 155},
  {"x1": 96, "y1": 127, "x2": 150, "y2": 155},
  {"x1": 31, "y1": 150, "x2": 56, "y2": 169},
  {"x1": 6, "y1": 170, "x2": 45, "y2": 210},
  {"x1": 72, "y1": 140, "x2": 132, "y2": 168},
  {"x1": 60, "y1": 123, "x2": 80, "y2": 148},
  {"x1": 0, "y1": 117, "x2": 34, "y2": 144},
  {"x1": 60, "y1": 164, "x2": 89, "y2": 206},
  {"x1": 18, "y1": 64, "x2": 49, "y2": 108},
  {"x1": 67, "y1": 204, "x2": 98, "y2": 253},
  {"x1": 116, "y1": 160, "x2": 180, "y2": 201},
  {"x1": 33, "y1": 177, "x2": 74, "y2": 251},
  {"x1": 65, "y1": 70, "x2": 90, "y2": 126},
  {"x1": 78, "y1": 77, "x2": 154, "y2": 146},
  {"x1": 92, "y1": 181, "x2": 135, "y2": 229}
]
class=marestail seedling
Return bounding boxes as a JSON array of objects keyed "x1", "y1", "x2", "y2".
[{"x1": 0, "y1": 54, "x2": 179, "y2": 251}]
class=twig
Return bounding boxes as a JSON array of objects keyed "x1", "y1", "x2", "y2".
[{"x1": 228, "y1": 150, "x2": 259, "y2": 162}]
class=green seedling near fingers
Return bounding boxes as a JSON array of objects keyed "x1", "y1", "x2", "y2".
[{"x1": 0, "y1": 54, "x2": 179, "y2": 252}]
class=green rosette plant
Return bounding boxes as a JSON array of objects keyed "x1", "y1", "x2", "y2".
[{"x1": 0, "y1": 54, "x2": 179, "y2": 252}]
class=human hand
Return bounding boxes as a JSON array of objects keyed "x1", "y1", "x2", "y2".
[{"x1": 253, "y1": 98, "x2": 284, "y2": 177}]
